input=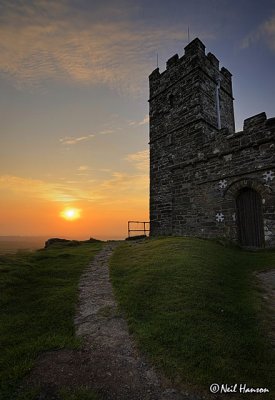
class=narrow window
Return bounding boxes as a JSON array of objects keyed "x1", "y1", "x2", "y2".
[
  {"x1": 168, "y1": 94, "x2": 174, "y2": 107},
  {"x1": 166, "y1": 133, "x2": 173, "y2": 146}
]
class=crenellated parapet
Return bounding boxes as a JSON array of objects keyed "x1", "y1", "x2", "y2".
[
  {"x1": 149, "y1": 37, "x2": 235, "y2": 143},
  {"x1": 149, "y1": 38, "x2": 233, "y2": 100}
]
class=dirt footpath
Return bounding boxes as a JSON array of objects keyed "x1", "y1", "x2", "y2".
[
  {"x1": 74, "y1": 241, "x2": 196, "y2": 400},
  {"x1": 23, "y1": 241, "x2": 201, "y2": 400}
]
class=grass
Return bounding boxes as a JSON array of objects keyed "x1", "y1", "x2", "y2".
[
  {"x1": 59, "y1": 387, "x2": 101, "y2": 400},
  {"x1": 16, "y1": 386, "x2": 101, "y2": 400},
  {"x1": 110, "y1": 237, "x2": 275, "y2": 398},
  {"x1": 0, "y1": 241, "x2": 103, "y2": 400}
]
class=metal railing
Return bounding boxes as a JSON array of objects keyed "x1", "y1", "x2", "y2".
[{"x1": 128, "y1": 221, "x2": 150, "y2": 238}]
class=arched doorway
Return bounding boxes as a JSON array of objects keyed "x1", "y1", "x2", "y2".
[{"x1": 236, "y1": 188, "x2": 265, "y2": 248}]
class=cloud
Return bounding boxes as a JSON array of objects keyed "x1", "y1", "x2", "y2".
[
  {"x1": 262, "y1": 14, "x2": 275, "y2": 51},
  {"x1": 0, "y1": 174, "x2": 100, "y2": 203},
  {"x1": 100, "y1": 168, "x2": 112, "y2": 172},
  {"x1": 91, "y1": 150, "x2": 149, "y2": 204},
  {"x1": 125, "y1": 149, "x2": 149, "y2": 172},
  {"x1": 139, "y1": 115, "x2": 149, "y2": 126},
  {"x1": 0, "y1": 0, "x2": 191, "y2": 93},
  {"x1": 0, "y1": 149, "x2": 149, "y2": 210},
  {"x1": 59, "y1": 134, "x2": 95, "y2": 145},
  {"x1": 241, "y1": 14, "x2": 275, "y2": 51},
  {"x1": 99, "y1": 129, "x2": 115, "y2": 135},
  {"x1": 97, "y1": 170, "x2": 148, "y2": 206},
  {"x1": 129, "y1": 115, "x2": 149, "y2": 127},
  {"x1": 59, "y1": 129, "x2": 115, "y2": 145},
  {"x1": 0, "y1": 156, "x2": 149, "y2": 207}
]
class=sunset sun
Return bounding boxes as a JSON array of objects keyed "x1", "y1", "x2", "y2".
[{"x1": 60, "y1": 208, "x2": 81, "y2": 221}]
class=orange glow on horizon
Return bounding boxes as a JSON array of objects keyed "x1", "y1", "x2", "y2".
[
  {"x1": 0, "y1": 193, "x2": 149, "y2": 239},
  {"x1": 0, "y1": 171, "x2": 149, "y2": 239}
]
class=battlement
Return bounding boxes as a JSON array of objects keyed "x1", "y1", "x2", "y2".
[
  {"x1": 207, "y1": 52, "x2": 219, "y2": 69},
  {"x1": 149, "y1": 38, "x2": 234, "y2": 124},
  {"x1": 149, "y1": 38, "x2": 235, "y2": 134},
  {"x1": 239, "y1": 112, "x2": 275, "y2": 141},
  {"x1": 166, "y1": 54, "x2": 179, "y2": 69},
  {"x1": 243, "y1": 112, "x2": 267, "y2": 130},
  {"x1": 149, "y1": 38, "x2": 233, "y2": 90},
  {"x1": 205, "y1": 112, "x2": 275, "y2": 158},
  {"x1": 184, "y1": 37, "x2": 205, "y2": 56}
]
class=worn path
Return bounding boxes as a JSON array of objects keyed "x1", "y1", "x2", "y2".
[
  {"x1": 24, "y1": 241, "x2": 200, "y2": 400},
  {"x1": 74, "y1": 241, "x2": 197, "y2": 400}
]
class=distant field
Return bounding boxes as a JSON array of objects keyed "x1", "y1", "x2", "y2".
[
  {"x1": 0, "y1": 236, "x2": 118, "y2": 254},
  {"x1": 0, "y1": 239, "x2": 46, "y2": 254}
]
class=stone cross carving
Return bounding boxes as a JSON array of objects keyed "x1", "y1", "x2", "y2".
[
  {"x1": 218, "y1": 179, "x2": 227, "y2": 189},
  {"x1": 263, "y1": 170, "x2": 274, "y2": 182},
  {"x1": 216, "y1": 212, "x2": 224, "y2": 222}
]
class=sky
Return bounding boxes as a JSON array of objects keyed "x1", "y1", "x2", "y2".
[{"x1": 1, "y1": 0, "x2": 275, "y2": 239}]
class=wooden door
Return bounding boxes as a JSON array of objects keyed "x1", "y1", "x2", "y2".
[{"x1": 236, "y1": 188, "x2": 265, "y2": 248}]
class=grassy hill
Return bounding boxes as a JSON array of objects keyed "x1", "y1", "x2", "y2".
[
  {"x1": 110, "y1": 237, "x2": 275, "y2": 398},
  {"x1": 0, "y1": 241, "x2": 103, "y2": 400},
  {"x1": 1, "y1": 237, "x2": 274, "y2": 399}
]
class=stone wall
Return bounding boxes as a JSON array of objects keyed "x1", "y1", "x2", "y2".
[{"x1": 149, "y1": 38, "x2": 275, "y2": 248}]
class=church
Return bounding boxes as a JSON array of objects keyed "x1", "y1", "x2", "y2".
[{"x1": 149, "y1": 38, "x2": 275, "y2": 248}]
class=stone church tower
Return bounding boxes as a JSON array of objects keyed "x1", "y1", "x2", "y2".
[{"x1": 149, "y1": 38, "x2": 275, "y2": 248}]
